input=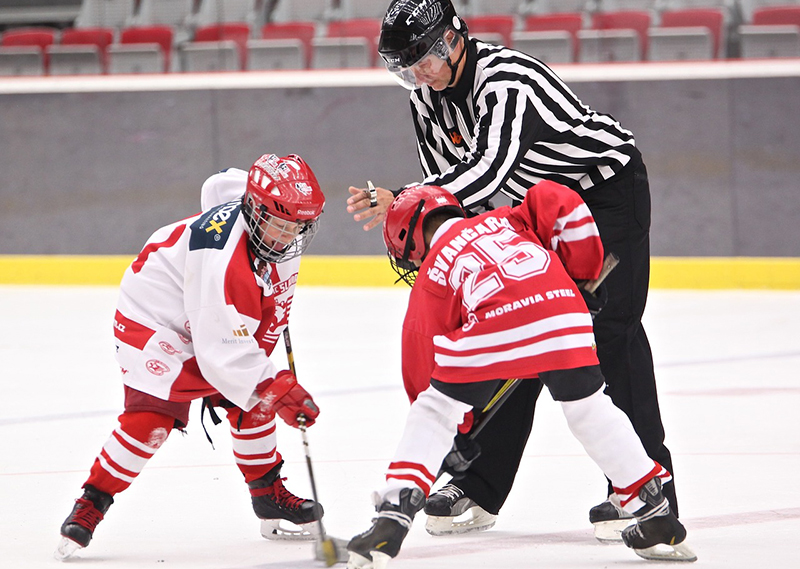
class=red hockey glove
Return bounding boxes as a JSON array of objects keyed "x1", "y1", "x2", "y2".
[{"x1": 259, "y1": 370, "x2": 320, "y2": 428}]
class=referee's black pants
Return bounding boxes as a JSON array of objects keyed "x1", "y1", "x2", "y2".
[{"x1": 454, "y1": 148, "x2": 678, "y2": 518}]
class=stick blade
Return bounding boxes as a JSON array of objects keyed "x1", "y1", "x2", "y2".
[{"x1": 313, "y1": 535, "x2": 350, "y2": 565}]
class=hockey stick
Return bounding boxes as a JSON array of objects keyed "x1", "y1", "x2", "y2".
[
  {"x1": 282, "y1": 327, "x2": 344, "y2": 566},
  {"x1": 468, "y1": 378, "x2": 521, "y2": 441},
  {"x1": 584, "y1": 253, "x2": 620, "y2": 294}
]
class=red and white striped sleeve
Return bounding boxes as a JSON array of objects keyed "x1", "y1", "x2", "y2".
[{"x1": 510, "y1": 180, "x2": 604, "y2": 281}]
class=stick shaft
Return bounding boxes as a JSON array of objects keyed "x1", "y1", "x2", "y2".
[
  {"x1": 584, "y1": 252, "x2": 620, "y2": 294},
  {"x1": 283, "y1": 327, "x2": 296, "y2": 375},
  {"x1": 468, "y1": 378, "x2": 520, "y2": 440},
  {"x1": 282, "y1": 327, "x2": 328, "y2": 542}
]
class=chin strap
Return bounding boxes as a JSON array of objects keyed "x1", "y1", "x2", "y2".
[{"x1": 446, "y1": 38, "x2": 467, "y2": 88}]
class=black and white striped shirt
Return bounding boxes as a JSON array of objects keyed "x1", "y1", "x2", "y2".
[{"x1": 409, "y1": 38, "x2": 637, "y2": 210}]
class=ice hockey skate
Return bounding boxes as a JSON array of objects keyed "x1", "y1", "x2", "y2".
[
  {"x1": 55, "y1": 485, "x2": 114, "y2": 561},
  {"x1": 622, "y1": 478, "x2": 697, "y2": 562},
  {"x1": 249, "y1": 462, "x2": 323, "y2": 541},
  {"x1": 424, "y1": 483, "x2": 497, "y2": 536},
  {"x1": 589, "y1": 492, "x2": 635, "y2": 542},
  {"x1": 347, "y1": 488, "x2": 425, "y2": 569}
]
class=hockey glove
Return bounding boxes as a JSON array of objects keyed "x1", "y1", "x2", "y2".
[
  {"x1": 442, "y1": 433, "x2": 482, "y2": 478},
  {"x1": 579, "y1": 281, "x2": 608, "y2": 320},
  {"x1": 259, "y1": 370, "x2": 320, "y2": 428}
]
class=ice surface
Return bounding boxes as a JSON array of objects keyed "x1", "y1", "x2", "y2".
[{"x1": 1, "y1": 285, "x2": 798, "y2": 568}]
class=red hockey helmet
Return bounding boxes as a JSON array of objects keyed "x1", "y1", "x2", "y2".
[
  {"x1": 242, "y1": 154, "x2": 325, "y2": 263},
  {"x1": 383, "y1": 184, "x2": 463, "y2": 285}
]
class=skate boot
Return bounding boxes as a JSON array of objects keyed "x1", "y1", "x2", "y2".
[
  {"x1": 424, "y1": 483, "x2": 497, "y2": 536},
  {"x1": 347, "y1": 487, "x2": 426, "y2": 569},
  {"x1": 621, "y1": 477, "x2": 697, "y2": 562},
  {"x1": 55, "y1": 485, "x2": 114, "y2": 560},
  {"x1": 589, "y1": 492, "x2": 634, "y2": 542},
  {"x1": 249, "y1": 462, "x2": 323, "y2": 541}
]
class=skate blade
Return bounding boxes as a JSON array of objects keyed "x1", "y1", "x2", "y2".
[
  {"x1": 260, "y1": 518, "x2": 317, "y2": 541},
  {"x1": 425, "y1": 505, "x2": 497, "y2": 536},
  {"x1": 54, "y1": 536, "x2": 83, "y2": 561},
  {"x1": 634, "y1": 541, "x2": 698, "y2": 563},
  {"x1": 593, "y1": 518, "x2": 635, "y2": 543},
  {"x1": 345, "y1": 551, "x2": 371, "y2": 569},
  {"x1": 370, "y1": 552, "x2": 391, "y2": 569},
  {"x1": 313, "y1": 536, "x2": 350, "y2": 565},
  {"x1": 345, "y1": 550, "x2": 392, "y2": 569}
]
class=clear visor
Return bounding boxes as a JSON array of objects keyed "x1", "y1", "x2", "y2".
[{"x1": 382, "y1": 32, "x2": 459, "y2": 90}]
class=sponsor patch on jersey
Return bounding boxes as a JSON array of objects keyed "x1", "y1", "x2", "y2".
[
  {"x1": 159, "y1": 341, "x2": 182, "y2": 355},
  {"x1": 189, "y1": 200, "x2": 241, "y2": 250},
  {"x1": 146, "y1": 359, "x2": 170, "y2": 376}
]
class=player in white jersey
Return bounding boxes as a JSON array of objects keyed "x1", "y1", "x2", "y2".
[{"x1": 55, "y1": 154, "x2": 326, "y2": 561}]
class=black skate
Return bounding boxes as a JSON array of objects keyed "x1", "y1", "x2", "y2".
[
  {"x1": 621, "y1": 478, "x2": 697, "y2": 562},
  {"x1": 249, "y1": 462, "x2": 323, "y2": 541},
  {"x1": 347, "y1": 488, "x2": 425, "y2": 569},
  {"x1": 55, "y1": 485, "x2": 114, "y2": 560},
  {"x1": 589, "y1": 493, "x2": 634, "y2": 542},
  {"x1": 424, "y1": 483, "x2": 496, "y2": 536}
]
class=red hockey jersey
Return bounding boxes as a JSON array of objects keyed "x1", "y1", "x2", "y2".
[{"x1": 401, "y1": 180, "x2": 604, "y2": 402}]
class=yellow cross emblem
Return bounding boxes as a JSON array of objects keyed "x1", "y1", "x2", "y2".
[{"x1": 205, "y1": 219, "x2": 226, "y2": 234}]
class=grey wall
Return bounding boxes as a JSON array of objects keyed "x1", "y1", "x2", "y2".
[
  {"x1": 574, "y1": 76, "x2": 800, "y2": 257},
  {"x1": 1, "y1": 76, "x2": 798, "y2": 257}
]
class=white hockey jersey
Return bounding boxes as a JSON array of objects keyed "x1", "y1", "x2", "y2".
[{"x1": 113, "y1": 169, "x2": 298, "y2": 411}]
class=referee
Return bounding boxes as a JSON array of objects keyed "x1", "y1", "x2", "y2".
[{"x1": 347, "y1": 0, "x2": 679, "y2": 539}]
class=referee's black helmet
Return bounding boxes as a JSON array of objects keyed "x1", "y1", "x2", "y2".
[{"x1": 378, "y1": 0, "x2": 467, "y2": 69}]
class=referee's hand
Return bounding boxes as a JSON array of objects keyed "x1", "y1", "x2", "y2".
[{"x1": 346, "y1": 185, "x2": 394, "y2": 231}]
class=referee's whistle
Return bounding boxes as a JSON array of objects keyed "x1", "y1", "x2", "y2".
[{"x1": 367, "y1": 180, "x2": 378, "y2": 208}]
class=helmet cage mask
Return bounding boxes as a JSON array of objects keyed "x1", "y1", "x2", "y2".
[{"x1": 242, "y1": 196, "x2": 319, "y2": 264}]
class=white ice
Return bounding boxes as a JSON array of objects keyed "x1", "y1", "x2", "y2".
[{"x1": 1, "y1": 285, "x2": 799, "y2": 568}]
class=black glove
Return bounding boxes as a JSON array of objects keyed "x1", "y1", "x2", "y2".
[
  {"x1": 579, "y1": 281, "x2": 608, "y2": 320},
  {"x1": 442, "y1": 433, "x2": 482, "y2": 478}
]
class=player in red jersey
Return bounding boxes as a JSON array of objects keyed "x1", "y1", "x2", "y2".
[
  {"x1": 56, "y1": 154, "x2": 326, "y2": 560},
  {"x1": 346, "y1": 183, "x2": 695, "y2": 568}
]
